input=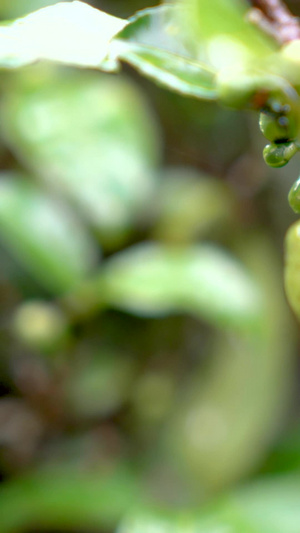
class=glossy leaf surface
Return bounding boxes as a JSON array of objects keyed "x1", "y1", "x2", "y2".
[
  {"x1": 0, "y1": 1, "x2": 127, "y2": 69},
  {"x1": 114, "y1": 6, "x2": 217, "y2": 99}
]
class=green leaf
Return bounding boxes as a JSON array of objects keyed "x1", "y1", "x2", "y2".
[
  {"x1": 114, "y1": 6, "x2": 217, "y2": 99},
  {"x1": 163, "y1": 234, "x2": 296, "y2": 491},
  {"x1": 0, "y1": 0, "x2": 62, "y2": 19},
  {"x1": 65, "y1": 350, "x2": 136, "y2": 418},
  {"x1": 177, "y1": 0, "x2": 276, "y2": 71},
  {"x1": 0, "y1": 1, "x2": 127, "y2": 69},
  {"x1": 0, "y1": 175, "x2": 97, "y2": 294},
  {"x1": 1, "y1": 464, "x2": 300, "y2": 533},
  {"x1": 263, "y1": 424, "x2": 300, "y2": 475},
  {"x1": 0, "y1": 467, "x2": 145, "y2": 533},
  {"x1": 119, "y1": 475, "x2": 300, "y2": 533},
  {"x1": 100, "y1": 243, "x2": 263, "y2": 331},
  {"x1": 152, "y1": 168, "x2": 234, "y2": 242},
  {"x1": 1, "y1": 70, "x2": 160, "y2": 246},
  {"x1": 232, "y1": 475, "x2": 300, "y2": 533}
]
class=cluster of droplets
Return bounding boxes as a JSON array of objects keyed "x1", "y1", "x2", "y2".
[{"x1": 259, "y1": 98, "x2": 300, "y2": 213}]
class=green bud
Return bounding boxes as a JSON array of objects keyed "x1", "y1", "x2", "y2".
[
  {"x1": 259, "y1": 107, "x2": 297, "y2": 142},
  {"x1": 288, "y1": 176, "x2": 300, "y2": 213},
  {"x1": 263, "y1": 141, "x2": 298, "y2": 168}
]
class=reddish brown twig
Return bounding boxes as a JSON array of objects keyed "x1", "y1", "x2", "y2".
[{"x1": 248, "y1": 0, "x2": 300, "y2": 44}]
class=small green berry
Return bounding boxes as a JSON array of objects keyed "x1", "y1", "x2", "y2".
[
  {"x1": 284, "y1": 219, "x2": 300, "y2": 319},
  {"x1": 259, "y1": 107, "x2": 297, "y2": 142},
  {"x1": 288, "y1": 177, "x2": 300, "y2": 214},
  {"x1": 263, "y1": 141, "x2": 298, "y2": 168}
]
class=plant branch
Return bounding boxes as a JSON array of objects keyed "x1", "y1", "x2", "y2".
[{"x1": 248, "y1": 0, "x2": 300, "y2": 44}]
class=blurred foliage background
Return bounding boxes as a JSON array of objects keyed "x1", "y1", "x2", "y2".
[{"x1": 1, "y1": 1, "x2": 300, "y2": 532}]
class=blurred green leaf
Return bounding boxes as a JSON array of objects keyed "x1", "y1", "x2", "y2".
[
  {"x1": 232, "y1": 475, "x2": 300, "y2": 533},
  {"x1": 0, "y1": 1, "x2": 127, "y2": 69},
  {"x1": 0, "y1": 0, "x2": 64, "y2": 19},
  {"x1": 1, "y1": 462, "x2": 300, "y2": 533},
  {"x1": 119, "y1": 474, "x2": 300, "y2": 533},
  {"x1": 131, "y1": 371, "x2": 176, "y2": 426},
  {"x1": 0, "y1": 467, "x2": 145, "y2": 533},
  {"x1": 177, "y1": 0, "x2": 276, "y2": 71},
  {"x1": 189, "y1": 0, "x2": 272, "y2": 45},
  {"x1": 164, "y1": 234, "x2": 296, "y2": 491},
  {"x1": 152, "y1": 167, "x2": 235, "y2": 242},
  {"x1": 0, "y1": 175, "x2": 97, "y2": 293},
  {"x1": 114, "y1": 6, "x2": 217, "y2": 99},
  {"x1": 262, "y1": 424, "x2": 300, "y2": 475},
  {"x1": 100, "y1": 242, "x2": 263, "y2": 331},
  {"x1": 1, "y1": 69, "x2": 160, "y2": 246},
  {"x1": 65, "y1": 350, "x2": 136, "y2": 419}
]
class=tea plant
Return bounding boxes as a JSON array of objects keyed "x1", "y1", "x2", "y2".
[{"x1": 0, "y1": 1, "x2": 300, "y2": 533}]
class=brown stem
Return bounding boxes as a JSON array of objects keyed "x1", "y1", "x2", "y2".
[{"x1": 248, "y1": 0, "x2": 300, "y2": 43}]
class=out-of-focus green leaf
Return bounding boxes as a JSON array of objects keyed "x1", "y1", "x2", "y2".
[
  {"x1": 0, "y1": 467, "x2": 145, "y2": 533},
  {"x1": 164, "y1": 234, "x2": 296, "y2": 491},
  {"x1": 114, "y1": 6, "x2": 217, "y2": 99},
  {"x1": 65, "y1": 350, "x2": 136, "y2": 418},
  {"x1": 0, "y1": 175, "x2": 97, "y2": 294},
  {"x1": 280, "y1": 40, "x2": 300, "y2": 88},
  {"x1": 119, "y1": 474, "x2": 300, "y2": 533},
  {"x1": 99, "y1": 243, "x2": 263, "y2": 331},
  {"x1": 152, "y1": 167, "x2": 235, "y2": 242},
  {"x1": 0, "y1": 0, "x2": 63, "y2": 19},
  {"x1": 262, "y1": 423, "x2": 300, "y2": 475},
  {"x1": 131, "y1": 371, "x2": 176, "y2": 427},
  {"x1": 187, "y1": 0, "x2": 273, "y2": 47},
  {"x1": 1, "y1": 70, "x2": 160, "y2": 246},
  {"x1": 232, "y1": 475, "x2": 300, "y2": 533},
  {"x1": 177, "y1": 0, "x2": 276, "y2": 71},
  {"x1": 0, "y1": 1, "x2": 127, "y2": 69},
  {"x1": 1, "y1": 463, "x2": 300, "y2": 533}
]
